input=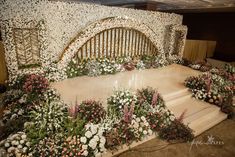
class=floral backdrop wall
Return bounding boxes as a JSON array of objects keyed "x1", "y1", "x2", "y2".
[{"x1": 0, "y1": 0, "x2": 187, "y2": 81}]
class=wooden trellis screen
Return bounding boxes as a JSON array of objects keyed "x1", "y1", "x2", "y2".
[
  {"x1": 13, "y1": 27, "x2": 40, "y2": 68},
  {"x1": 73, "y1": 27, "x2": 158, "y2": 61}
]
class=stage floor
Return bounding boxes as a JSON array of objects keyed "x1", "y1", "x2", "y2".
[
  {"x1": 52, "y1": 64, "x2": 201, "y2": 107},
  {"x1": 52, "y1": 63, "x2": 227, "y2": 138}
]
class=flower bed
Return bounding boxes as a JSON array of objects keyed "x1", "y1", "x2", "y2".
[
  {"x1": 184, "y1": 63, "x2": 235, "y2": 117},
  {"x1": 0, "y1": 74, "x2": 194, "y2": 156},
  {"x1": 65, "y1": 54, "x2": 182, "y2": 79}
]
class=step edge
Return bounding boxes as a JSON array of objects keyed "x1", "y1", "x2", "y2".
[
  {"x1": 183, "y1": 107, "x2": 221, "y2": 124},
  {"x1": 193, "y1": 114, "x2": 227, "y2": 136}
]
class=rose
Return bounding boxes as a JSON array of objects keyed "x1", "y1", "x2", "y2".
[
  {"x1": 85, "y1": 131, "x2": 92, "y2": 138},
  {"x1": 80, "y1": 137, "x2": 87, "y2": 143}
]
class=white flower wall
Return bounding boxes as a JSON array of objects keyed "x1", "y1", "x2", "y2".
[{"x1": 0, "y1": 0, "x2": 187, "y2": 80}]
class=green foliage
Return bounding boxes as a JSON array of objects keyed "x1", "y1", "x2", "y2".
[
  {"x1": 66, "y1": 59, "x2": 88, "y2": 78},
  {"x1": 2, "y1": 89, "x2": 24, "y2": 107},
  {"x1": 25, "y1": 123, "x2": 47, "y2": 145},
  {"x1": 140, "y1": 55, "x2": 154, "y2": 69},
  {"x1": 18, "y1": 63, "x2": 41, "y2": 69},
  {"x1": 64, "y1": 118, "x2": 86, "y2": 136},
  {"x1": 29, "y1": 100, "x2": 68, "y2": 138},
  {"x1": 224, "y1": 64, "x2": 235, "y2": 74},
  {"x1": 0, "y1": 116, "x2": 27, "y2": 141}
]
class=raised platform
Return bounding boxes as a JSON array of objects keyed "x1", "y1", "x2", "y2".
[
  {"x1": 52, "y1": 64, "x2": 227, "y2": 151},
  {"x1": 52, "y1": 64, "x2": 201, "y2": 106}
]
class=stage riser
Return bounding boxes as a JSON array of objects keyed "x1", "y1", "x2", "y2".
[{"x1": 52, "y1": 64, "x2": 227, "y2": 156}]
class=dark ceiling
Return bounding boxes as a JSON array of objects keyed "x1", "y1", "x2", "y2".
[{"x1": 57, "y1": 0, "x2": 235, "y2": 13}]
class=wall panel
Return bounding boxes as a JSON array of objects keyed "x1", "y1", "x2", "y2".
[
  {"x1": 183, "y1": 39, "x2": 216, "y2": 62},
  {"x1": 0, "y1": 42, "x2": 8, "y2": 84}
]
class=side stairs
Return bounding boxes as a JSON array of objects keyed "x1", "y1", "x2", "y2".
[{"x1": 164, "y1": 89, "x2": 227, "y2": 136}]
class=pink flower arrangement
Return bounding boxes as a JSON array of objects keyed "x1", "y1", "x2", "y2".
[
  {"x1": 61, "y1": 136, "x2": 85, "y2": 157},
  {"x1": 22, "y1": 74, "x2": 49, "y2": 94},
  {"x1": 68, "y1": 104, "x2": 78, "y2": 119},
  {"x1": 151, "y1": 91, "x2": 159, "y2": 107},
  {"x1": 69, "y1": 100, "x2": 106, "y2": 124},
  {"x1": 123, "y1": 103, "x2": 134, "y2": 123}
]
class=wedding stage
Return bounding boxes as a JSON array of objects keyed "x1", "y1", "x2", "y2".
[
  {"x1": 1, "y1": 1, "x2": 233, "y2": 156},
  {"x1": 52, "y1": 64, "x2": 227, "y2": 137}
]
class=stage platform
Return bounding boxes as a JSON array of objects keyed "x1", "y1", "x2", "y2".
[
  {"x1": 52, "y1": 64, "x2": 200, "y2": 106},
  {"x1": 52, "y1": 64, "x2": 227, "y2": 152}
]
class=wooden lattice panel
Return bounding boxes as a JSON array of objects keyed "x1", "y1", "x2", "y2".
[
  {"x1": 13, "y1": 28, "x2": 40, "y2": 68},
  {"x1": 73, "y1": 27, "x2": 158, "y2": 61}
]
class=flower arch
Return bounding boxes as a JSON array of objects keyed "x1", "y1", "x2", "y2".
[{"x1": 57, "y1": 16, "x2": 163, "y2": 70}]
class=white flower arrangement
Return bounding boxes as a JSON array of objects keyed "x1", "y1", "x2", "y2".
[
  {"x1": 30, "y1": 100, "x2": 67, "y2": 134},
  {"x1": 98, "y1": 58, "x2": 118, "y2": 75},
  {"x1": 107, "y1": 89, "x2": 137, "y2": 117},
  {"x1": 2, "y1": 108, "x2": 25, "y2": 125},
  {"x1": 86, "y1": 60, "x2": 102, "y2": 77},
  {"x1": 80, "y1": 123, "x2": 106, "y2": 157},
  {"x1": 43, "y1": 88, "x2": 61, "y2": 102},
  {"x1": 189, "y1": 64, "x2": 201, "y2": 70},
  {"x1": 0, "y1": 132, "x2": 30, "y2": 157},
  {"x1": 136, "y1": 60, "x2": 146, "y2": 70},
  {"x1": 153, "y1": 54, "x2": 169, "y2": 68},
  {"x1": 130, "y1": 115, "x2": 153, "y2": 139}
]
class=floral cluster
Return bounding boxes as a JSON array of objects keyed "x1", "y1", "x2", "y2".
[
  {"x1": 129, "y1": 115, "x2": 153, "y2": 139},
  {"x1": 184, "y1": 76, "x2": 207, "y2": 91},
  {"x1": 28, "y1": 100, "x2": 68, "y2": 140},
  {"x1": 153, "y1": 53, "x2": 170, "y2": 68},
  {"x1": 1, "y1": 89, "x2": 24, "y2": 107},
  {"x1": 80, "y1": 123, "x2": 106, "y2": 157},
  {"x1": 75, "y1": 100, "x2": 106, "y2": 124},
  {"x1": 66, "y1": 59, "x2": 88, "y2": 78},
  {"x1": 182, "y1": 60, "x2": 212, "y2": 72},
  {"x1": 107, "y1": 89, "x2": 137, "y2": 117},
  {"x1": 105, "y1": 87, "x2": 193, "y2": 148},
  {"x1": 61, "y1": 136, "x2": 85, "y2": 157},
  {"x1": 185, "y1": 71, "x2": 234, "y2": 117},
  {"x1": 43, "y1": 61, "x2": 66, "y2": 82},
  {"x1": 22, "y1": 74, "x2": 49, "y2": 94},
  {"x1": 135, "y1": 87, "x2": 193, "y2": 142},
  {"x1": 224, "y1": 63, "x2": 235, "y2": 74},
  {"x1": 136, "y1": 87, "x2": 165, "y2": 108},
  {"x1": 135, "y1": 60, "x2": 146, "y2": 70},
  {"x1": 66, "y1": 54, "x2": 174, "y2": 79},
  {"x1": 86, "y1": 60, "x2": 102, "y2": 77},
  {"x1": 43, "y1": 88, "x2": 61, "y2": 102},
  {"x1": 31, "y1": 136, "x2": 62, "y2": 157},
  {"x1": 0, "y1": 73, "x2": 194, "y2": 156},
  {"x1": 2, "y1": 108, "x2": 25, "y2": 125},
  {"x1": 98, "y1": 58, "x2": 119, "y2": 74},
  {"x1": 0, "y1": 132, "x2": 31, "y2": 157},
  {"x1": 146, "y1": 111, "x2": 173, "y2": 132},
  {"x1": 106, "y1": 116, "x2": 152, "y2": 147},
  {"x1": 136, "y1": 87, "x2": 176, "y2": 131}
]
